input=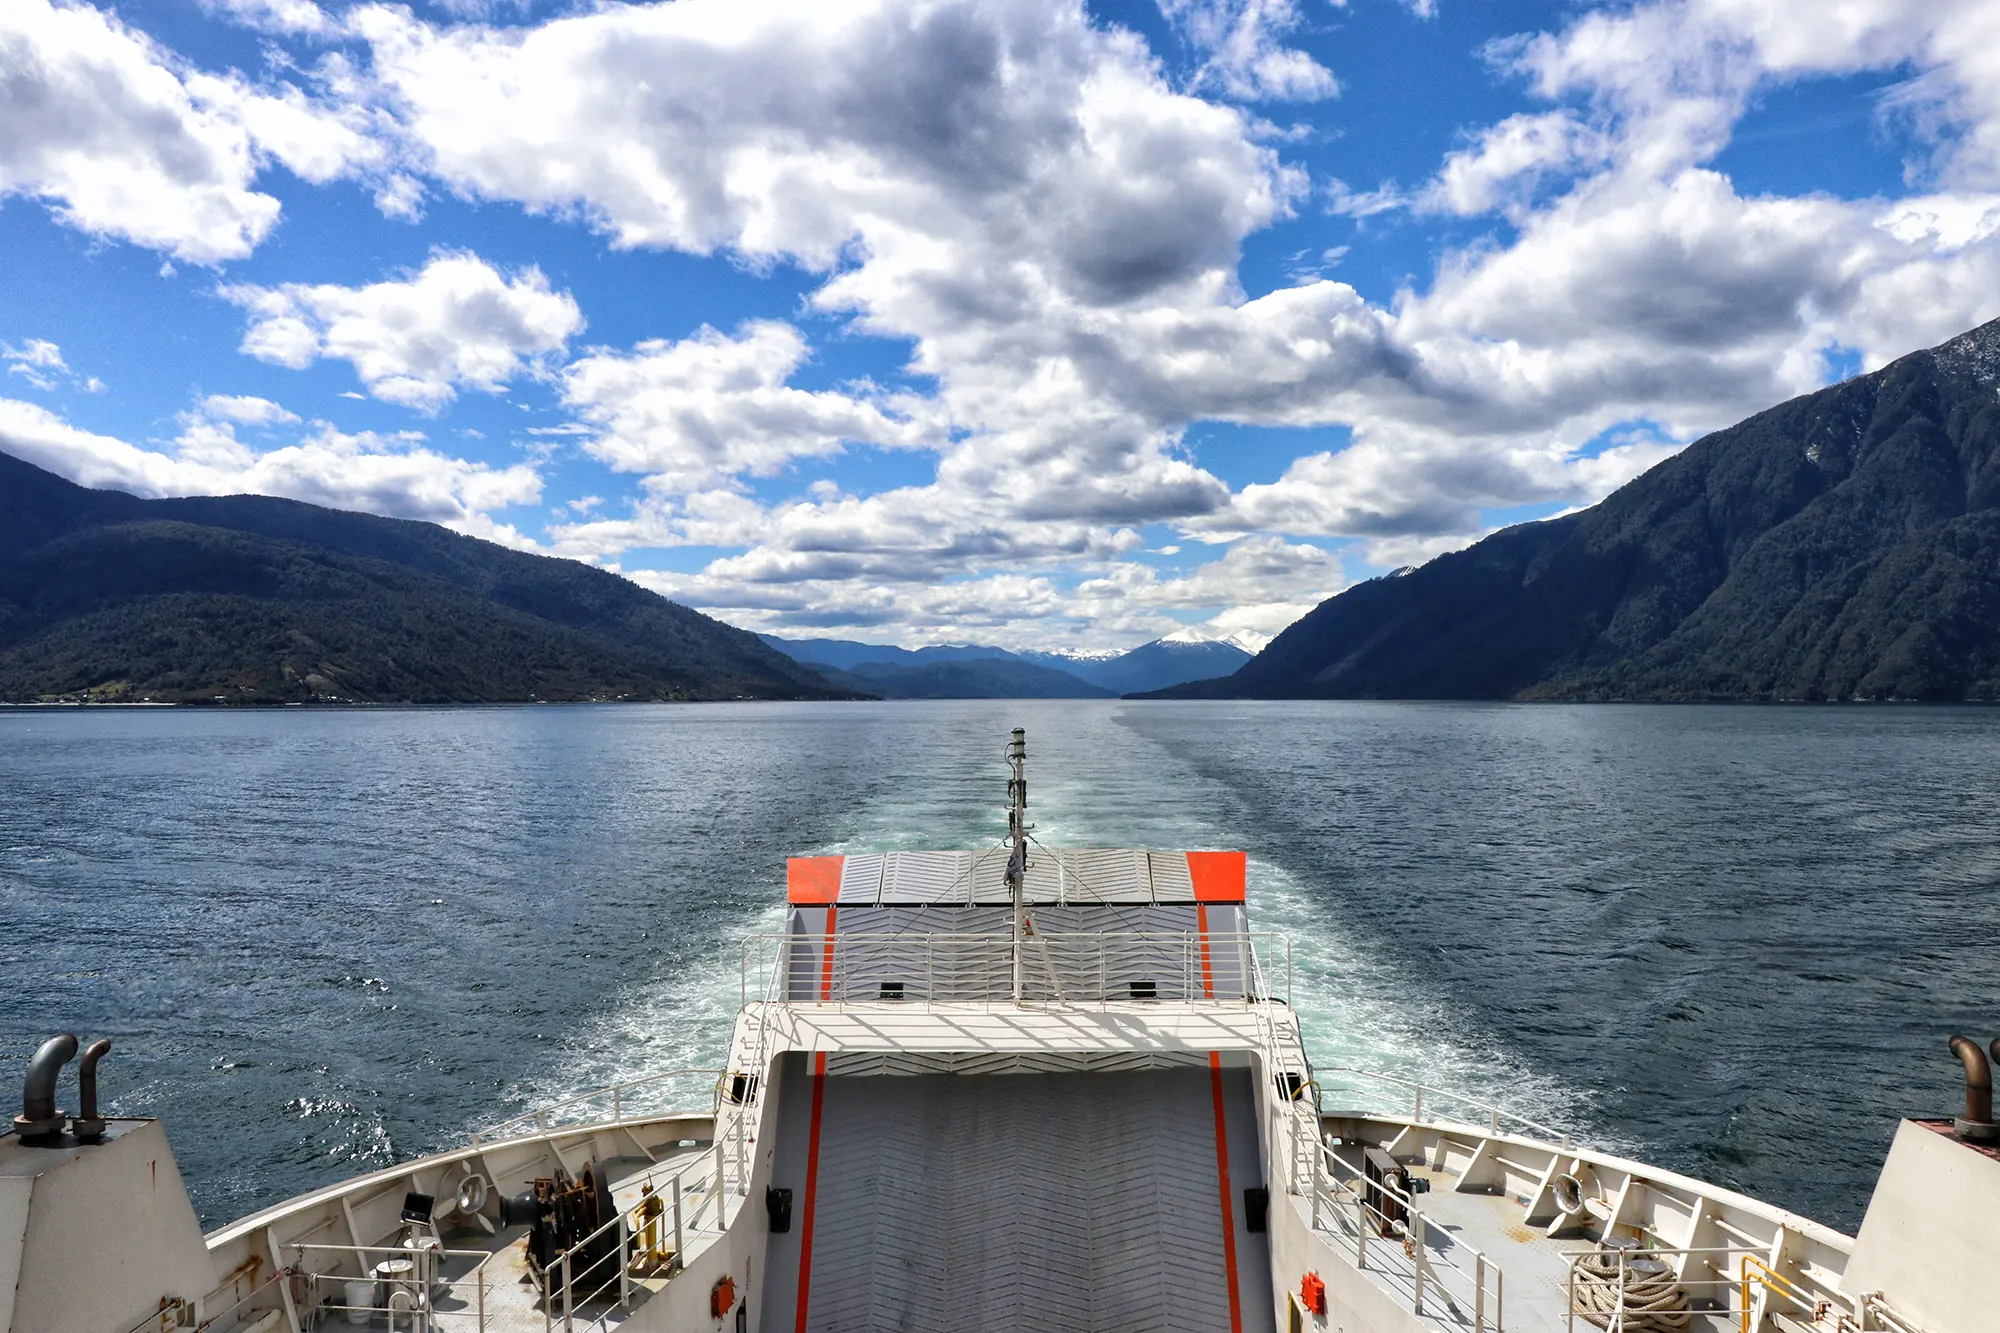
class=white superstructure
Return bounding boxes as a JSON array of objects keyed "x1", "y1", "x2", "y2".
[{"x1": 4, "y1": 730, "x2": 1995, "y2": 1333}]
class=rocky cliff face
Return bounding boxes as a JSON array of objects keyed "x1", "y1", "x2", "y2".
[{"x1": 1159, "y1": 317, "x2": 2000, "y2": 701}]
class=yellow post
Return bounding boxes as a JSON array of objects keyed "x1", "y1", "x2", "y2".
[{"x1": 637, "y1": 1185, "x2": 666, "y2": 1268}]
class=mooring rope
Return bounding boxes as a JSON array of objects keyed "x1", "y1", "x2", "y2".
[{"x1": 1570, "y1": 1250, "x2": 1693, "y2": 1331}]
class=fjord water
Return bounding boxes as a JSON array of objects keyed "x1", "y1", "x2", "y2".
[{"x1": 3, "y1": 702, "x2": 1996, "y2": 1233}]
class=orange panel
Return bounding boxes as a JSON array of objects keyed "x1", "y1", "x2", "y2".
[
  {"x1": 1186, "y1": 850, "x2": 1247, "y2": 903},
  {"x1": 787, "y1": 855, "x2": 845, "y2": 904}
]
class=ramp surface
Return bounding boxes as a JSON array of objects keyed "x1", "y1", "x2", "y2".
[{"x1": 763, "y1": 1064, "x2": 1271, "y2": 1333}]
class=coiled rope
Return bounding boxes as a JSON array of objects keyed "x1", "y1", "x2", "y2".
[{"x1": 1570, "y1": 1251, "x2": 1692, "y2": 1331}]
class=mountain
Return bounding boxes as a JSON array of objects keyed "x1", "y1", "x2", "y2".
[
  {"x1": 1024, "y1": 634, "x2": 1253, "y2": 694},
  {"x1": 756, "y1": 635, "x2": 1026, "y2": 672},
  {"x1": 0, "y1": 451, "x2": 850, "y2": 703},
  {"x1": 815, "y1": 657, "x2": 1116, "y2": 699},
  {"x1": 758, "y1": 634, "x2": 1107, "y2": 697},
  {"x1": 1150, "y1": 316, "x2": 2000, "y2": 702},
  {"x1": 760, "y1": 630, "x2": 1249, "y2": 697}
]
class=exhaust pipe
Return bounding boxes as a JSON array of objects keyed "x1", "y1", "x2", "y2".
[
  {"x1": 14, "y1": 1034, "x2": 78, "y2": 1142},
  {"x1": 72, "y1": 1039, "x2": 112, "y2": 1141},
  {"x1": 1947, "y1": 1034, "x2": 1998, "y2": 1141}
]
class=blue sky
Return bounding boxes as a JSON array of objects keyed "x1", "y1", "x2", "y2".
[{"x1": 4, "y1": 0, "x2": 1999, "y2": 650}]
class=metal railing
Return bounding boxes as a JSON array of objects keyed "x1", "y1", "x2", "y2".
[
  {"x1": 542, "y1": 1103, "x2": 752, "y2": 1331},
  {"x1": 1307, "y1": 1141, "x2": 1503, "y2": 1331},
  {"x1": 739, "y1": 930, "x2": 1291, "y2": 1007},
  {"x1": 1316, "y1": 1065, "x2": 1573, "y2": 1146},
  {"x1": 121, "y1": 1298, "x2": 195, "y2": 1333},
  {"x1": 1556, "y1": 1246, "x2": 1852, "y2": 1332},
  {"x1": 472, "y1": 1068, "x2": 725, "y2": 1145},
  {"x1": 1861, "y1": 1293, "x2": 1928, "y2": 1333},
  {"x1": 291, "y1": 1242, "x2": 498, "y2": 1332},
  {"x1": 1740, "y1": 1253, "x2": 1829, "y2": 1333}
]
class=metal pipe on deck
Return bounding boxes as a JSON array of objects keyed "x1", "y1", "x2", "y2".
[
  {"x1": 1947, "y1": 1034, "x2": 1997, "y2": 1140},
  {"x1": 1006, "y1": 728, "x2": 1029, "y2": 1004},
  {"x1": 14, "y1": 1033, "x2": 77, "y2": 1141}
]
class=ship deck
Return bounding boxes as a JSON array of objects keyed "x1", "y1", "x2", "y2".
[
  {"x1": 1307, "y1": 1106, "x2": 1853, "y2": 1333},
  {"x1": 296, "y1": 1143, "x2": 732, "y2": 1333}
]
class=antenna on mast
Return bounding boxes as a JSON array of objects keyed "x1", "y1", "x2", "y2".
[{"x1": 1006, "y1": 728, "x2": 1029, "y2": 1003}]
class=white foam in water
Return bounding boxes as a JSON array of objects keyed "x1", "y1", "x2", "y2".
[{"x1": 511, "y1": 703, "x2": 1602, "y2": 1149}]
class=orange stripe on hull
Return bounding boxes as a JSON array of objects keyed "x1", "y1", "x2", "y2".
[
  {"x1": 1196, "y1": 903, "x2": 1215, "y2": 998},
  {"x1": 794, "y1": 1051, "x2": 828, "y2": 1333},
  {"x1": 1209, "y1": 1051, "x2": 1245, "y2": 1333}
]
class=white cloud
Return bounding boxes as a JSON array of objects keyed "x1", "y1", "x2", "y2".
[
  {"x1": 227, "y1": 251, "x2": 585, "y2": 410},
  {"x1": 201, "y1": 0, "x2": 330, "y2": 37},
  {"x1": 18, "y1": 0, "x2": 2000, "y2": 648},
  {"x1": 0, "y1": 0, "x2": 387, "y2": 262},
  {"x1": 563, "y1": 322, "x2": 937, "y2": 491},
  {"x1": 618, "y1": 532, "x2": 1333, "y2": 651},
  {"x1": 4, "y1": 339, "x2": 68, "y2": 391},
  {"x1": 1070, "y1": 532, "x2": 1342, "y2": 628},
  {"x1": 332, "y1": 0, "x2": 2000, "y2": 646},
  {"x1": 3, "y1": 338, "x2": 104, "y2": 394},
  {"x1": 0, "y1": 0, "x2": 276, "y2": 261},
  {"x1": 1419, "y1": 112, "x2": 1612, "y2": 217},
  {"x1": 1156, "y1": 0, "x2": 1340, "y2": 103},
  {"x1": 200, "y1": 393, "x2": 301, "y2": 426},
  {"x1": 185, "y1": 72, "x2": 389, "y2": 187},
  {"x1": 1, "y1": 396, "x2": 541, "y2": 532}
]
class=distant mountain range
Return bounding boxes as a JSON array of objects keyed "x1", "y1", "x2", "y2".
[
  {"x1": 761, "y1": 632, "x2": 1251, "y2": 698},
  {"x1": 1153, "y1": 316, "x2": 2000, "y2": 702},
  {"x1": 0, "y1": 451, "x2": 850, "y2": 703}
]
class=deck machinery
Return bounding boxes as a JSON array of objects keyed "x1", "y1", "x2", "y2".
[{"x1": 3, "y1": 729, "x2": 1997, "y2": 1332}]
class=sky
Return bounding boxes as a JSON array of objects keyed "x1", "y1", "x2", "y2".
[{"x1": 4, "y1": 0, "x2": 2000, "y2": 652}]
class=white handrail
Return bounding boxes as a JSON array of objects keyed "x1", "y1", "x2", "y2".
[
  {"x1": 738, "y1": 930, "x2": 1291, "y2": 1007},
  {"x1": 1316, "y1": 1064, "x2": 1574, "y2": 1146},
  {"x1": 473, "y1": 1068, "x2": 725, "y2": 1145},
  {"x1": 1310, "y1": 1142, "x2": 1504, "y2": 1330},
  {"x1": 291, "y1": 1241, "x2": 498, "y2": 1333}
]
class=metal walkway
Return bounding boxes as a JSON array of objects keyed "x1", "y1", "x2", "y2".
[{"x1": 762, "y1": 1063, "x2": 1273, "y2": 1333}]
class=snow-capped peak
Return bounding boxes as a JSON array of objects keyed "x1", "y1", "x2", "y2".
[{"x1": 1157, "y1": 627, "x2": 1265, "y2": 654}]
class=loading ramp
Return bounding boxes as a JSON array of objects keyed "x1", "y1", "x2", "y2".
[{"x1": 762, "y1": 1063, "x2": 1273, "y2": 1333}]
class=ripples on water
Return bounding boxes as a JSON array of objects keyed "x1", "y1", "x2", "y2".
[{"x1": 2, "y1": 701, "x2": 1996, "y2": 1233}]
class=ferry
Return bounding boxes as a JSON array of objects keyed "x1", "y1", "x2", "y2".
[{"x1": 3, "y1": 730, "x2": 1994, "y2": 1333}]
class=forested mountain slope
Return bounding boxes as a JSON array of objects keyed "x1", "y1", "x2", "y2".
[
  {"x1": 0, "y1": 452, "x2": 849, "y2": 703},
  {"x1": 1153, "y1": 317, "x2": 2000, "y2": 701}
]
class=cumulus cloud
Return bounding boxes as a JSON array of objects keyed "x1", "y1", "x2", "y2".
[
  {"x1": 0, "y1": 0, "x2": 276, "y2": 260},
  {"x1": 1419, "y1": 112, "x2": 1612, "y2": 217},
  {"x1": 3, "y1": 339, "x2": 103, "y2": 394},
  {"x1": 200, "y1": 0, "x2": 330, "y2": 37},
  {"x1": 1157, "y1": 0, "x2": 1340, "y2": 103},
  {"x1": 227, "y1": 251, "x2": 585, "y2": 410},
  {"x1": 4, "y1": 339, "x2": 69, "y2": 391},
  {"x1": 21, "y1": 0, "x2": 2000, "y2": 647},
  {"x1": 0, "y1": 0, "x2": 385, "y2": 262},
  {"x1": 617, "y1": 530, "x2": 1337, "y2": 650},
  {"x1": 1502, "y1": 0, "x2": 2000, "y2": 187},
  {"x1": 563, "y1": 322, "x2": 937, "y2": 491},
  {"x1": 1069, "y1": 533, "x2": 1343, "y2": 633},
  {"x1": 0, "y1": 395, "x2": 542, "y2": 534},
  {"x1": 200, "y1": 393, "x2": 300, "y2": 426},
  {"x1": 329, "y1": 0, "x2": 2000, "y2": 646}
]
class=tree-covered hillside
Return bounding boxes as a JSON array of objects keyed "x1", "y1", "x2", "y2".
[
  {"x1": 1154, "y1": 317, "x2": 2000, "y2": 701},
  {"x1": 0, "y1": 453, "x2": 851, "y2": 704}
]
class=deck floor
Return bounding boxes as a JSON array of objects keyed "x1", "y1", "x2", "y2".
[
  {"x1": 299, "y1": 1145, "x2": 732, "y2": 1333},
  {"x1": 1321, "y1": 1147, "x2": 1742, "y2": 1333}
]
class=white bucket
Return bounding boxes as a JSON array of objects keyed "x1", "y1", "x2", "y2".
[{"x1": 342, "y1": 1278, "x2": 374, "y2": 1325}]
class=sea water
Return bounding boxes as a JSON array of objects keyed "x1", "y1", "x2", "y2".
[{"x1": 3, "y1": 700, "x2": 1997, "y2": 1233}]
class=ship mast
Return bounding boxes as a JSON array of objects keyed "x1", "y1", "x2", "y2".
[{"x1": 1005, "y1": 727, "x2": 1029, "y2": 1003}]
